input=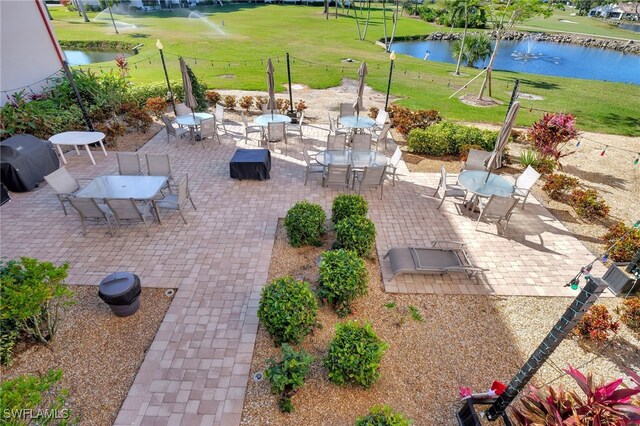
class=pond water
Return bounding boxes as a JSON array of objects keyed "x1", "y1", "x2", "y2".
[
  {"x1": 390, "y1": 39, "x2": 640, "y2": 85},
  {"x1": 618, "y1": 23, "x2": 640, "y2": 33},
  {"x1": 64, "y1": 50, "x2": 132, "y2": 65}
]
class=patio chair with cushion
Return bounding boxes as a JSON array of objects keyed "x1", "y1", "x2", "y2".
[
  {"x1": 327, "y1": 134, "x2": 347, "y2": 151},
  {"x1": 267, "y1": 122, "x2": 287, "y2": 153},
  {"x1": 104, "y1": 198, "x2": 155, "y2": 237},
  {"x1": 199, "y1": 117, "x2": 220, "y2": 147},
  {"x1": 44, "y1": 166, "x2": 92, "y2": 215},
  {"x1": 353, "y1": 165, "x2": 386, "y2": 199},
  {"x1": 323, "y1": 163, "x2": 351, "y2": 191},
  {"x1": 303, "y1": 147, "x2": 324, "y2": 186},
  {"x1": 476, "y1": 194, "x2": 519, "y2": 234},
  {"x1": 241, "y1": 112, "x2": 263, "y2": 145},
  {"x1": 287, "y1": 112, "x2": 304, "y2": 143},
  {"x1": 513, "y1": 165, "x2": 541, "y2": 209},
  {"x1": 339, "y1": 102, "x2": 355, "y2": 119},
  {"x1": 385, "y1": 146, "x2": 402, "y2": 187},
  {"x1": 162, "y1": 114, "x2": 188, "y2": 143},
  {"x1": 156, "y1": 174, "x2": 197, "y2": 224},
  {"x1": 384, "y1": 240, "x2": 486, "y2": 281},
  {"x1": 116, "y1": 153, "x2": 142, "y2": 176},
  {"x1": 351, "y1": 133, "x2": 372, "y2": 151},
  {"x1": 67, "y1": 196, "x2": 114, "y2": 236},
  {"x1": 215, "y1": 104, "x2": 227, "y2": 134},
  {"x1": 434, "y1": 165, "x2": 466, "y2": 209},
  {"x1": 461, "y1": 149, "x2": 492, "y2": 172}
]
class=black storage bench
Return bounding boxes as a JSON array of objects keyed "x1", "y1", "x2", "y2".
[{"x1": 229, "y1": 148, "x2": 271, "y2": 181}]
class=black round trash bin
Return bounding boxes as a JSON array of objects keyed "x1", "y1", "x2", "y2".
[{"x1": 98, "y1": 272, "x2": 141, "y2": 317}]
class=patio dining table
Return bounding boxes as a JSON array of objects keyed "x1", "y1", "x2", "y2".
[
  {"x1": 75, "y1": 175, "x2": 168, "y2": 224},
  {"x1": 315, "y1": 149, "x2": 388, "y2": 169},
  {"x1": 339, "y1": 115, "x2": 376, "y2": 132},
  {"x1": 457, "y1": 170, "x2": 515, "y2": 211},
  {"x1": 254, "y1": 113, "x2": 292, "y2": 127},
  {"x1": 175, "y1": 112, "x2": 214, "y2": 143}
]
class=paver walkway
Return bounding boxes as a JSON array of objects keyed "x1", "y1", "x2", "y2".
[{"x1": 0, "y1": 119, "x2": 606, "y2": 425}]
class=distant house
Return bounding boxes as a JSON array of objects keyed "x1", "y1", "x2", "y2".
[{"x1": 589, "y1": 2, "x2": 639, "y2": 20}]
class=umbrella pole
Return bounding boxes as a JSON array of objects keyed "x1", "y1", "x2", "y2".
[{"x1": 286, "y1": 53, "x2": 294, "y2": 116}]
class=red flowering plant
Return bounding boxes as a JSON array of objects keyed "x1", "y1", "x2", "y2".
[
  {"x1": 511, "y1": 366, "x2": 640, "y2": 425},
  {"x1": 527, "y1": 113, "x2": 578, "y2": 161}
]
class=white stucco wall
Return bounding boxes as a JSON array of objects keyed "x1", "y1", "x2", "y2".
[{"x1": 0, "y1": 0, "x2": 63, "y2": 105}]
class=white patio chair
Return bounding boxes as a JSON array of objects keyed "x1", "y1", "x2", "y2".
[
  {"x1": 44, "y1": 166, "x2": 91, "y2": 215},
  {"x1": 461, "y1": 148, "x2": 492, "y2": 172},
  {"x1": 266, "y1": 122, "x2": 287, "y2": 153},
  {"x1": 156, "y1": 174, "x2": 197, "y2": 224},
  {"x1": 67, "y1": 196, "x2": 114, "y2": 236},
  {"x1": 328, "y1": 114, "x2": 349, "y2": 136},
  {"x1": 353, "y1": 165, "x2": 387, "y2": 199},
  {"x1": 434, "y1": 165, "x2": 466, "y2": 209},
  {"x1": 374, "y1": 109, "x2": 388, "y2": 131},
  {"x1": 339, "y1": 102, "x2": 355, "y2": 119},
  {"x1": 215, "y1": 104, "x2": 227, "y2": 134},
  {"x1": 372, "y1": 122, "x2": 393, "y2": 151},
  {"x1": 161, "y1": 114, "x2": 188, "y2": 143},
  {"x1": 327, "y1": 134, "x2": 347, "y2": 151},
  {"x1": 476, "y1": 194, "x2": 519, "y2": 234},
  {"x1": 323, "y1": 164, "x2": 351, "y2": 191},
  {"x1": 513, "y1": 165, "x2": 541, "y2": 209},
  {"x1": 199, "y1": 117, "x2": 220, "y2": 147},
  {"x1": 351, "y1": 133, "x2": 372, "y2": 151},
  {"x1": 303, "y1": 147, "x2": 324, "y2": 186},
  {"x1": 104, "y1": 198, "x2": 154, "y2": 237},
  {"x1": 385, "y1": 146, "x2": 402, "y2": 187},
  {"x1": 287, "y1": 112, "x2": 304, "y2": 143},
  {"x1": 116, "y1": 153, "x2": 142, "y2": 176},
  {"x1": 241, "y1": 112, "x2": 263, "y2": 145}
]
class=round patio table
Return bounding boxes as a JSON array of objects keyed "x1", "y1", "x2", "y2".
[
  {"x1": 175, "y1": 112, "x2": 214, "y2": 127},
  {"x1": 339, "y1": 115, "x2": 375, "y2": 130},
  {"x1": 49, "y1": 131, "x2": 107, "y2": 166},
  {"x1": 254, "y1": 113, "x2": 292, "y2": 127},
  {"x1": 458, "y1": 170, "x2": 515, "y2": 211}
]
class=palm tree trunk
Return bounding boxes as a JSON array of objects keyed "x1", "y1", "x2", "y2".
[
  {"x1": 389, "y1": 0, "x2": 399, "y2": 47},
  {"x1": 335, "y1": 0, "x2": 338, "y2": 18},
  {"x1": 78, "y1": 0, "x2": 90, "y2": 23},
  {"x1": 454, "y1": 3, "x2": 468, "y2": 75},
  {"x1": 354, "y1": 5, "x2": 363, "y2": 40},
  {"x1": 477, "y1": 32, "x2": 500, "y2": 99},
  {"x1": 324, "y1": 0, "x2": 329, "y2": 18},
  {"x1": 108, "y1": 6, "x2": 119, "y2": 34},
  {"x1": 382, "y1": 0, "x2": 388, "y2": 51},
  {"x1": 362, "y1": 0, "x2": 372, "y2": 40}
]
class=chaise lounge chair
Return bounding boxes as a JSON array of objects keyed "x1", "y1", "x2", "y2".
[{"x1": 383, "y1": 240, "x2": 487, "y2": 281}]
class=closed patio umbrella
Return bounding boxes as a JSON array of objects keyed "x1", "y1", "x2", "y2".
[
  {"x1": 179, "y1": 57, "x2": 197, "y2": 119},
  {"x1": 353, "y1": 61, "x2": 368, "y2": 118},
  {"x1": 266, "y1": 58, "x2": 277, "y2": 118},
  {"x1": 485, "y1": 101, "x2": 520, "y2": 182}
]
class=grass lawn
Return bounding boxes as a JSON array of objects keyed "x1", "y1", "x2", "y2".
[{"x1": 50, "y1": 5, "x2": 640, "y2": 136}]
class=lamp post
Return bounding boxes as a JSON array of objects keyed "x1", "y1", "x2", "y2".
[
  {"x1": 384, "y1": 51, "x2": 396, "y2": 112},
  {"x1": 156, "y1": 39, "x2": 176, "y2": 115}
]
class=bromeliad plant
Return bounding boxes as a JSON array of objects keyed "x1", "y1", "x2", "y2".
[
  {"x1": 265, "y1": 344, "x2": 314, "y2": 413},
  {"x1": 511, "y1": 366, "x2": 640, "y2": 425}
]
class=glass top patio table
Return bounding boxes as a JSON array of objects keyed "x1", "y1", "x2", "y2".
[
  {"x1": 315, "y1": 150, "x2": 388, "y2": 168},
  {"x1": 254, "y1": 113, "x2": 292, "y2": 127},
  {"x1": 175, "y1": 112, "x2": 214, "y2": 127},
  {"x1": 75, "y1": 175, "x2": 168, "y2": 199},
  {"x1": 339, "y1": 115, "x2": 376, "y2": 129},
  {"x1": 457, "y1": 170, "x2": 515, "y2": 198}
]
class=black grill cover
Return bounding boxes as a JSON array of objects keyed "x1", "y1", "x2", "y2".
[{"x1": 0, "y1": 134, "x2": 60, "y2": 192}]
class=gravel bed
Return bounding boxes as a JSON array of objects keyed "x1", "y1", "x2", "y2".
[
  {"x1": 0, "y1": 286, "x2": 173, "y2": 426},
  {"x1": 240, "y1": 221, "x2": 639, "y2": 425}
]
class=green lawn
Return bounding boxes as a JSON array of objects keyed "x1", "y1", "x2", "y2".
[{"x1": 50, "y1": 5, "x2": 640, "y2": 136}]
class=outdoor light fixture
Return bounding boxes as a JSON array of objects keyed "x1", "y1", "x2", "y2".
[
  {"x1": 385, "y1": 51, "x2": 396, "y2": 112},
  {"x1": 156, "y1": 39, "x2": 176, "y2": 115}
]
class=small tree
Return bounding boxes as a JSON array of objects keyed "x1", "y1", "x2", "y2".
[
  {"x1": 185, "y1": 64, "x2": 208, "y2": 111},
  {"x1": 451, "y1": 33, "x2": 493, "y2": 68}
]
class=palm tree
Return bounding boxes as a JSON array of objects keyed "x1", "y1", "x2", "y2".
[
  {"x1": 449, "y1": 0, "x2": 484, "y2": 75},
  {"x1": 451, "y1": 33, "x2": 492, "y2": 68},
  {"x1": 100, "y1": 0, "x2": 120, "y2": 34}
]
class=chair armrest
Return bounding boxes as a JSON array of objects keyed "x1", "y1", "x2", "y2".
[
  {"x1": 56, "y1": 193, "x2": 75, "y2": 201},
  {"x1": 431, "y1": 240, "x2": 466, "y2": 249}
]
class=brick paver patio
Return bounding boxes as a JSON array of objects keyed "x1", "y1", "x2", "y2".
[{"x1": 0, "y1": 119, "x2": 606, "y2": 425}]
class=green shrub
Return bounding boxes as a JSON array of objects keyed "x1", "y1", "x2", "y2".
[
  {"x1": 128, "y1": 81, "x2": 185, "y2": 107},
  {"x1": 601, "y1": 222, "x2": 640, "y2": 262},
  {"x1": 407, "y1": 122, "x2": 497, "y2": 156},
  {"x1": 542, "y1": 174, "x2": 579, "y2": 201},
  {"x1": 0, "y1": 318, "x2": 19, "y2": 366},
  {"x1": 144, "y1": 97, "x2": 168, "y2": 119},
  {"x1": 318, "y1": 249, "x2": 369, "y2": 317},
  {"x1": 0, "y1": 258, "x2": 75, "y2": 349},
  {"x1": 0, "y1": 369, "x2": 74, "y2": 425},
  {"x1": 324, "y1": 321, "x2": 388, "y2": 388},
  {"x1": 224, "y1": 95, "x2": 237, "y2": 109},
  {"x1": 574, "y1": 304, "x2": 619, "y2": 341},
  {"x1": 284, "y1": 201, "x2": 326, "y2": 248},
  {"x1": 331, "y1": 194, "x2": 368, "y2": 225},
  {"x1": 185, "y1": 64, "x2": 208, "y2": 111},
  {"x1": 356, "y1": 405, "x2": 413, "y2": 426},
  {"x1": 534, "y1": 157, "x2": 557, "y2": 175},
  {"x1": 265, "y1": 343, "x2": 314, "y2": 413},
  {"x1": 239, "y1": 96, "x2": 254, "y2": 112},
  {"x1": 620, "y1": 297, "x2": 640, "y2": 331},
  {"x1": 519, "y1": 148, "x2": 541, "y2": 168},
  {"x1": 568, "y1": 189, "x2": 610, "y2": 221},
  {"x1": 388, "y1": 105, "x2": 441, "y2": 136},
  {"x1": 334, "y1": 216, "x2": 377, "y2": 258},
  {"x1": 257, "y1": 276, "x2": 318, "y2": 346},
  {"x1": 205, "y1": 90, "x2": 222, "y2": 105}
]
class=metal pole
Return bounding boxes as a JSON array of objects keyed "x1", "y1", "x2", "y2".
[
  {"x1": 62, "y1": 61, "x2": 94, "y2": 132},
  {"x1": 385, "y1": 58, "x2": 394, "y2": 111},
  {"x1": 506, "y1": 79, "x2": 519, "y2": 119},
  {"x1": 484, "y1": 277, "x2": 609, "y2": 421},
  {"x1": 286, "y1": 53, "x2": 294, "y2": 115},
  {"x1": 158, "y1": 48, "x2": 177, "y2": 115}
]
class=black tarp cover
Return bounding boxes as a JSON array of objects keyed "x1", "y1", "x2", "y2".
[
  {"x1": 229, "y1": 149, "x2": 271, "y2": 180},
  {"x1": 0, "y1": 134, "x2": 59, "y2": 192}
]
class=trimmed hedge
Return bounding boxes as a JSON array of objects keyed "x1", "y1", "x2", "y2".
[
  {"x1": 284, "y1": 201, "x2": 326, "y2": 247},
  {"x1": 334, "y1": 216, "x2": 377, "y2": 258},
  {"x1": 407, "y1": 121, "x2": 498, "y2": 156},
  {"x1": 331, "y1": 194, "x2": 368, "y2": 225},
  {"x1": 318, "y1": 249, "x2": 369, "y2": 317}
]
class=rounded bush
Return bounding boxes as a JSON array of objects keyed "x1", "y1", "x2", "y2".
[
  {"x1": 601, "y1": 222, "x2": 640, "y2": 262},
  {"x1": 334, "y1": 216, "x2": 377, "y2": 258},
  {"x1": 407, "y1": 121, "x2": 497, "y2": 155},
  {"x1": 331, "y1": 194, "x2": 368, "y2": 225},
  {"x1": 356, "y1": 405, "x2": 413, "y2": 426},
  {"x1": 284, "y1": 201, "x2": 326, "y2": 248},
  {"x1": 258, "y1": 276, "x2": 318, "y2": 346},
  {"x1": 324, "y1": 321, "x2": 388, "y2": 388},
  {"x1": 318, "y1": 249, "x2": 369, "y2": 317}
]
